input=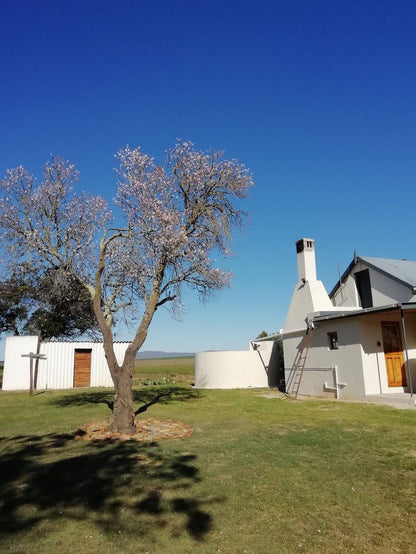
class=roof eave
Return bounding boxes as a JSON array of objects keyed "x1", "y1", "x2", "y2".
[{"x1": 312, "y1": 302, "x2": 416, "y2": 323}]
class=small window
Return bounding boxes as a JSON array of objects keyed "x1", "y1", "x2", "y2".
[{"x1": 327, "y1": 332, "x2": 338, "y2": 350}]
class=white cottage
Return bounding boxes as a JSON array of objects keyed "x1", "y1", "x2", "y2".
[
  {"x1": 282, "y1": 238, "x2": 416, "y2": 402},
  {"x1": 2, "y1": 335, "x2": 130, "y2": 390}
]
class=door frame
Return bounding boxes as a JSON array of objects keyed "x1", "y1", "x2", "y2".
[{"x1": 381, "y1": 321, "x2": 406, "y2": 388}]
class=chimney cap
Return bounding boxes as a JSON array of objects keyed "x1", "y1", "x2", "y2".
[{"x1": 296, "y1": 238, "x2": 315, "y2": 253}]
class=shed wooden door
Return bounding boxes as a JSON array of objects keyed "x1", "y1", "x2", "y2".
[
  {"x1": 381, "y1": 322, "x2": 406, "y2": 387},
  {"x1": 73, "y1": 349, "x2": 92, "y2": 387}
]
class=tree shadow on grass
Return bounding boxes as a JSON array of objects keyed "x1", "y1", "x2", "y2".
[
  {"x1": 0, "y1": 432, "x2": 221, "y2": 542},
  {"x1": 53, "y1": 385, "x2": 201, "y2": 415}
]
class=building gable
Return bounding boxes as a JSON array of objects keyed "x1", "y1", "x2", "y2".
[{"x1": 330, "y1": 256, "x2": 416, "y2": 308}]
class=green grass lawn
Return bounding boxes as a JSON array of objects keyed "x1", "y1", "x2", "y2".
[{"x1": 1, "y1": 385, "x2": 416, "y2": 553}]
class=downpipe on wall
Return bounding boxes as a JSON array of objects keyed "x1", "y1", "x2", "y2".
[{"x1": 324, "y1": 365, "x2": 347, "y2": 399}]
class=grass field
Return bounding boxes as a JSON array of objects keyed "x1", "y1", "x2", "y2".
[
  {"x1": 133, "y1": 356, "x2": 194, "y2": 385},
  {"x1": 1, "y1": 381, "x2": 416, "y2": 553}
]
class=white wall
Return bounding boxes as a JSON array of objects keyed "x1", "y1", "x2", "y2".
[
  {"x1": 284, "y1": 318, "x2": 368, "y2": 400},
  {"x1": 2, "y1": 336, "x2": 39, "y2": 390},
  {"x1": 403, "y1": 314, "x2": 416, "y2": 392},
  {"x1": 284, "y1": 280, "x2": 335, "y2": 332},
  {"x1": 367, "y1": 268, "x2": 416, "y2": 305},
  {"x1": 358, "y1": 316, "x2": 386, "y2": 395},
  {"x1": 331, "y1": 273, "x2": 360, "y2": 307},
  {"x1": 2, "y1": 337, "x2": 130, "y2": 390},
  {"x1": 194, "y1": 345, "x2": 274, "y2": 389}
]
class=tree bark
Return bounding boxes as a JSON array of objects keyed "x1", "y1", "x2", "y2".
[{"x1": 112, "y1": 355, "x2": 135, "y2": 433}]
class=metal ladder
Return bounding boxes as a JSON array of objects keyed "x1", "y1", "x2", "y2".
[{"x1": 291, "y1": 323, "x2": 314, "y2": 398}]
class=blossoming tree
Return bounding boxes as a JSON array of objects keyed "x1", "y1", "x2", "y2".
[{"x1": 0, "y1": 141, "x2": 252, "y2": 432}]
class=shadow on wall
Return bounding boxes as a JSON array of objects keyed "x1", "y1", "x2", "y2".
[
  {"x1": 285, "y1": 334, "x2": 306, "y2": 394},
  {"x1": 267, "y1": 342, "x2": 285, "y2": 390},
  {"x1": 406, "y1": 358, "x2": 416, "y2": 393},
  {"x1": 0, "y1": 432, "x2": 222, "y2": 541}
]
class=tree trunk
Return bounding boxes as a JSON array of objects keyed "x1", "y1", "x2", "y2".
[
  {"x1": 90, "y1": 237, "x2": 165, "y2": 434},
  {"x1": 112, "y1": 356, "x2": 135, "y2": 433}
]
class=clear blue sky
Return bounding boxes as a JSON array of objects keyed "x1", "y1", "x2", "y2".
[{"x1": 1, "y1": 0, "x2": 415, "y2": 354}]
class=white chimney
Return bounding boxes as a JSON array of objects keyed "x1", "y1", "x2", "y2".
[
  {"x1": 284, "y1": 237, "x2": 356, "y2": 335},
  {"x1": 296, "y1": 238, "x2": 317, "y2": 282},
  {"x1": 283, "y1": 237, "x2": 334, "y2": 333}
]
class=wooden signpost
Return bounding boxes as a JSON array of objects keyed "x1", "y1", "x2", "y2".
[{"x1": 21, "y1": 352, "x2": 47, "y2": 395}]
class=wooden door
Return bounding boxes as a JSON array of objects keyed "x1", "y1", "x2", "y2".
[
  {"x1": 73, "y1": 349, "x2": 92, "y2": 387},
  {"x1": 381, "y1": 322, "x2": 406, "y2": 387}
]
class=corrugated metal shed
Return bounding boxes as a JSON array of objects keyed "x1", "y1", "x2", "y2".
[{"x1": 2, "y1": 336, "x2": 131, "y2": 391}]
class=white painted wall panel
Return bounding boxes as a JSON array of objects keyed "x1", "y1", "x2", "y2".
[
  {"x1": 2, "y1": 336, "x2": 39, "y2": 390},
  {"x1": 367, "y1": 269, "x2": 415, "y2": 305},
  {"x1": 284, "y1": 318, "x2": 367, "y2": 400},
  {"x1": 194, "y1": 349, "x2": 270, "y2": 389},
  {"x1": 403, "y1": 315, "x2": 416, "y2": 392},
  {"x1": 39, "y1": 341, "x2": 73, "y2": 389},
  {"x1": 331, "y1": 273, "x2": 360, "y2": 307}
]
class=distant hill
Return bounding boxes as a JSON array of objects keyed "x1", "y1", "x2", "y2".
[{"x1": 135, "y1": 351, "x2": 194, "y2": 360}]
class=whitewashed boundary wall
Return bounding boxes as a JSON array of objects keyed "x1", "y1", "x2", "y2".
[{"x1": 194, "y1": 341, "x2": 280, "y2": 389}]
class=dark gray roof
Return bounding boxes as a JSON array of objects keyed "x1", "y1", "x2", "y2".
[
  {"x1": 329, "y1": 256, "x2": 416, "y2": 297},
  {"x1": 359, "y1": 257, "x2": 416, "y2": 287}
]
